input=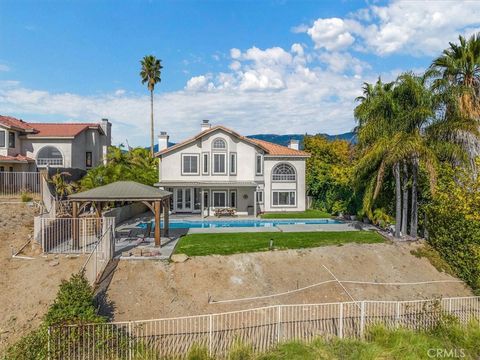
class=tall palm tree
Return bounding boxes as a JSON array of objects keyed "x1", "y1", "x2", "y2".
[
  {"x1": 429, "y1": 33, "x2": 480, "y2": 171},
  {"x1": 140, "y1": 55, "x2": 163, "y2": 156}
]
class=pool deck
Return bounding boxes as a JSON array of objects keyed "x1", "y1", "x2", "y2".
[{"x1": 113, "y1": 212, "x2": 376, "y2": 260}]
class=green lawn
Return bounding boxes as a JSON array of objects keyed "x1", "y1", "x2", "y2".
[
  {"x1": 174, "y1": 231, "x2": 384, "y2": 257},
  {"x1": 260, "y1": 209, "x2": 331, "y2": 219}
]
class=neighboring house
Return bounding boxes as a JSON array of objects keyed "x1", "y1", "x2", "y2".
[
  {"x1": 155, "y1": 120, "x2": 310, "y2": 215},
  {"x1": 0, "y1": 115, "x2": 112, "y2": 171}
]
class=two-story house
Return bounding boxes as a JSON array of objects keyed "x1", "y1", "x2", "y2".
[
  {"x1": 0, "y1": 115, "x2": 112, "y2": 171},
  {"x1": 155, "y1": 120, "x2": 309, "y2": 215}
]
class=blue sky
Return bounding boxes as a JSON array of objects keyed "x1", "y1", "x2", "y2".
[{"x1": 1, "y1": 0, "x2": 480, "y2": 146}]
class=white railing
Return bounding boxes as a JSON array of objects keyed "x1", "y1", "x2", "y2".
[
  {"x1": 81, "y1": 223, "x2": 114, "y2": 285},
  {"x1": 0, "y1": 171, "x2": 40, "y2": 196},
  {"x1": 34, "y1": 217, "x2": 115, "y2": 254},
  {"x1": 37, "y1": 158, "x2": 63, "y2": 166},
  {"x1": 49, "y1": 296, "x2": 480, "y2": 359}
]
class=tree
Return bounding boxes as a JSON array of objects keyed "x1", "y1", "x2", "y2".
[
  {"x1": 429, "y1": 33, "x2": 480, "y2": 171},
  {"x1": 140, "y1": 55, "x2": 163, "y2": 156}
]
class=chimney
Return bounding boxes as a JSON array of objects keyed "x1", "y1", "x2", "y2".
[
  {"x1": 288, "y1": 139, "x2": 300, "y2": 151},
  {"x1": 201, "y1": 119, "x2": 212, "y2": 131},
  {"x1": 100, "y1": 118, "x2": 112, "y2": 146},
  {"x1": 158, "y1": 131, "x2": 169, "y2": 152}
]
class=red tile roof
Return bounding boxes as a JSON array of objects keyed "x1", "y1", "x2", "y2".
[
  {"x1": 0, "y1": 154, "x2": 35, "y2": 163},
  {"x1": 27, "y1": 123, "x2": 102, "y2": 138},
  {"x1": 0, "y1": 115, "x2": 103, "y2": 138},
  {"x1": 156, "y1": 125, "x2": 309, "y2": 157},
  {"x1": 0, "y1": 115, "x2": 36, "y2": 131}
]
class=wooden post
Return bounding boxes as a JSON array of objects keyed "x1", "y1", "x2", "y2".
[
  {"x1": 154, "y1": 200, "x2": 161, "y2": 247},
  {"x1": 72, "y1": 201, "x2": 79, "y2": 249},
  {"x1": 95, "y1": 202, "x2": 103, "y2": 235},
  {"x1": 163, "y1": 198, "x2": 170, "y2": 238}
]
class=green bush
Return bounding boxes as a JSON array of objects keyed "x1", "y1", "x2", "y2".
[
  {"x1": 21, "y1": 192, "x2": 33, "y2": 202},
  {"x1": 424, "y1": 163, "x2": 480, "y2": 292},
  {"x1": 44, "y1": 272, "x2": 105, "y2": 326},
  {"x1": 2, "y1": 327, "x2": 48, "y2": 360},
  {"x1": 187, "y1": 344, "x2": 212, "y2": 360}
]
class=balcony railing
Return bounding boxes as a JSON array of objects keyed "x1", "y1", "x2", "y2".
[{"x1": 37, "y1": 158, "x2": 63, "y2": 167}]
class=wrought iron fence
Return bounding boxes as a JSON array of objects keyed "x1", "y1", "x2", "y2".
[{"x1": 0, "y1": 171, "x2": 40, "y2": 196}]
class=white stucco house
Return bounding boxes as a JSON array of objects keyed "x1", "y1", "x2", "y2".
[
  {"x1": 0, "y1": 115, "x2": 112, "y2": 171},
  {"x1": 155, "y1": 120, "x2": 310, "y2": 215}
]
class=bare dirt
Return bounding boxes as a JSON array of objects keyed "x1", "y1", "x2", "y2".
[
  {"x1": 106, "y1": 241, "x2": 472, "y2": 321},
  {"x1": 0, "y1": 203, "x2": 84, "y2": 351}
]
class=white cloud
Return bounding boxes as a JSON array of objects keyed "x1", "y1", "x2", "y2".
[
  {"x1": 306, "y1": 18, "x2": 356, "y2": 51},
  {"x1": 185, "y1": 75, "x2": 215, "y2": 92},
  {"x1": 299, "y1": 0, "x2": 480, "y2": 56},
  {"x1": 0, "y1": 64, "x2": 10, "y2": 72}
]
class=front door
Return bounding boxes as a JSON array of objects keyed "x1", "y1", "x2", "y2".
[{"x1": 175, "y1": 188, "x2": 193, "y2": 212}]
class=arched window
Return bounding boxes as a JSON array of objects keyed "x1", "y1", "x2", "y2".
[
  {"x1": 272, "y1": 163, "x2": 296, "y2": 182},
  {"x1": 37, "y1": 146, "x2": 63, "y2": 167},
  {"x1": 212, "y1": 138, "x2": 226, "y2": 150}
]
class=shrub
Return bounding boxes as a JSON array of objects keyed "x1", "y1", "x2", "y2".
[
  {"x1": 21, "y1": 192, "x2": 33, "y2": 202},
  {"x1": 187, "y1": 344, "x2": 212, "y2": 360},
  {"x1": 424, "y1": 162, "x2": 480, "y2": 292},
  {"x1": 44, "y1": 272, "x2": 104, "y2": 326},
  {"x1": 2, "y1": 327, "x2": 48, "y2": 360}
]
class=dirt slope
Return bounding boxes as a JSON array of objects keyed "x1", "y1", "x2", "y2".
[
  {"x1": 0, "y1": 203, "x2": 84, "y2": 351},
  {"x1": 107, "y1": 241, "x2": 471, "y2": 321}
]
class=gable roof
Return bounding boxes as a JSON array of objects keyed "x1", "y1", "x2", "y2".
[
  {"x1": 69, "y1": 181, "x2": 171, "y2": 201},
  {"x1": 0, "y1": 115, "x2": 104, "y2": 138},
  {"x1": 27, "y1": 123, "x2": 103, "y2": 138},
  {"x1": 0, "y1": 154, "x2": 35, "y2": 163},
  {"x1": 156, "y1": 125, "x2": 309, "y2": 157},
  {"x1": 0, "y1": 115, "x2": 36, "y2": 132}
]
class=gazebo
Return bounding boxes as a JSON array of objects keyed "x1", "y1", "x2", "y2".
[{"x1": 68, "y1": 181, "x2": 172, "y2": 247}]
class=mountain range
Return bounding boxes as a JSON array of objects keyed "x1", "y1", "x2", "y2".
[{"x1": 150, "y1": 132, "x2": 356, "y2": 152}]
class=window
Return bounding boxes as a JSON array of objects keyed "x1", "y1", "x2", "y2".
[
  {"x1": 202, "y1": 153, "x2": 209, "y2": 174},
  {"x1": 256, "y1": 154, "x2": 263, "y2": 175},
  {"x1": 8, "y1": 132, "x2": 15, "y2": 148},
  {"x1": 194, "y1": 188, "x2": 201, "y2": 210},
  {"x1": 272, "y1": 191, "x2": 296, "y2": 206},
  {"x1": 86, "y1": 152, "x2": 93, "y2": 168},
  {"x1": 9, "y1": 166, "x2": 13, "y2": 172},
  {"x1": 272, "y1": 163, "x2": 296, "y2": 182},
  {"x1": 230, "y1": 190, "x2": 237, "y2": 208},
  {"x1": 213, "y1": 191, "x2": 227, "y2": 207},
  {"x1": 213, "y1": 153, "x2": 226, "y2": 174},
  {"x1": 212, "y1": 138, "x2": 226, "y2": 149},
  {"x1": 256, "y1": 191, "x2": 264, "y2": 204},
  {"x1": 0, "y1": 131, "x2": 5, "y2": 147},
  {"x1": 176, "y1": 189, "x2": 183, "y2": 210},
  {"x1": 230, "y1": 153, "x2": 237, "y2": 174},
  {"x1": 37, "y1": 146, "x2": 63, "y2": 166},
  {"x1": 182, "y1": 154, "x2": 199, "y2": 174},
  {"x1": 0, "y1": 166, "x2": 4, "y2": 172}
]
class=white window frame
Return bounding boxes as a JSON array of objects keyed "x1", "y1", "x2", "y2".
[
  {"x1": 212, "y1": 152, "x2": 227, "y2": 175},
  {"x1": 256, "y1": 191, "x2": 264, "y2": 204},
  {"x1": 255, "y1": 154, "x2": 263, "y2": 175},
  {"x1": 181, "y1": 154, "x2": 200, "y2": 175},
  {"x1": 272, "y1": 191, "x2": 296, "y2": 207},
  {"x1": 0, "y1": 131, "x2": 5, "y2": 148},
  {"x1": 272, "y1": 163, "x2": 296, "y2": 182},
  {"x1": 229, "y1": 190, "x2": 237, "y2": 208},
  {"x1": 212, "y1": 138, "x2": 227, "y2": 150},
  {"x1": 230, "y1": 152, "x2": 237, "y2": 175},
  {"x1": 212, "y1": 190, "x2": 227, "y2": 208},
  {"x1": 202, "y1": 152, "x2": 209, "y2": 175}
]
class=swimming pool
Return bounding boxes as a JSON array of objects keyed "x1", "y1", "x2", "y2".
[{"x1": 137, "y1": 218, "x2": 340, "y2": 229}]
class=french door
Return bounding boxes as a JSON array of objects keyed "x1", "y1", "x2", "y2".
[{"x1": 175, "y1": 188, "x2": 193, "y2": 212}]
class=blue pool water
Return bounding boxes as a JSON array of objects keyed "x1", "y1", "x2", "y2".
[{"x1": 137, "y1": 218, "x2": 340, "y2": 229}]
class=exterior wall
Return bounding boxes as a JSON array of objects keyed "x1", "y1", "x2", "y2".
[
  {"x1": 159, "y1": 128, "x2": 265, "y2": 183},
  {"x1": 159, "y1": 127, "x2": 307, "y2": 214},
  {"x1": 71, "y1": 129, "x2": 106, "y2": 169},
  {"x1": 263, "y1": 157, "x2": 306, "y2": 212},
  {"x1": 22, "y1": 139, "x2": 74, "y2": 168}
]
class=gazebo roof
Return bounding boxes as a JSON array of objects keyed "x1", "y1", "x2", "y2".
[{"x1": 68, "y1": 181, "x2": 171, "y2": 201}]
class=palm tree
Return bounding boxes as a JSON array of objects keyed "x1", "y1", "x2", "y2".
[
  {"x1": 140, "y1": 55, "x2": 163, "y2": 156},
  {"x1": 429, "y1": 33, "x2": 480, "y2": 171}
]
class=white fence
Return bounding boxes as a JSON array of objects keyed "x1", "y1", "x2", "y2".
[
  {"x1": 0, "y1": 171, "x2": 41, "y2": 196},
  {"x1": 49, "y1": 296, "x2": 480, "y2": 359},
  {"x1": 81, "y1": 223, "x2": 115, "y2": 285},
  {"x1": 34, "y1": 217, "x2": 115, "y2": 253}
]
